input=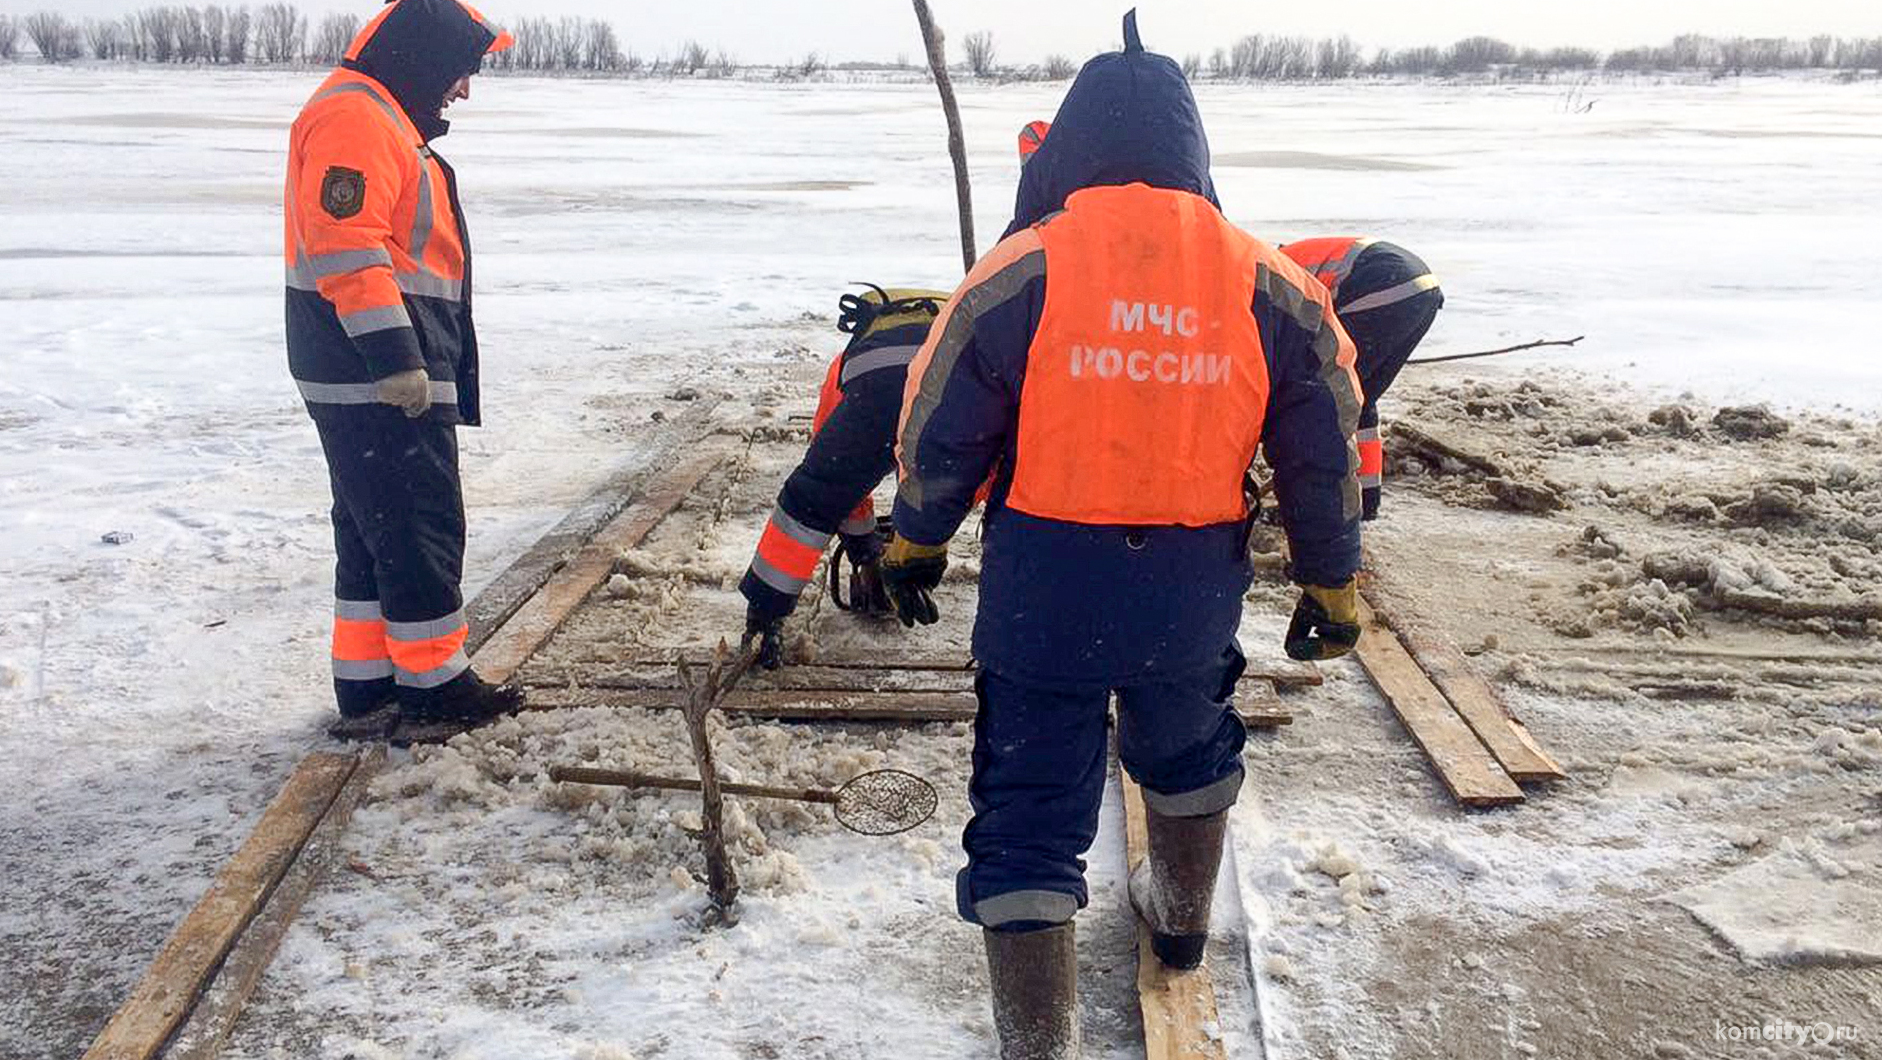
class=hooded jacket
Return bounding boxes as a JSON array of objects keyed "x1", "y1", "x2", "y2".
[
  {"x1": 283, "y1": 1, "x2": 510, "y2": 427},
  {"x1": 894, "y1": 14, "x2": 1363, "y2": 685}
]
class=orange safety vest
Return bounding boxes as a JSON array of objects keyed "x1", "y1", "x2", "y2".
[
  {"x1": 1281, "y1": 236, "x2": 1373, "y2": 301},
  {"x1": 1006, "y1": 184, "x2": 1270, "y2": 527},
  {"x1": 1018, "y1": 120, "x2": 1051, "y2": 161}
]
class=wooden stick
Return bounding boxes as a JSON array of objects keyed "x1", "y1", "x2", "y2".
[
  {"x1": 679, "y1": 645, "x2": 763, "y2": 916},
  {"x1": 1409, "y1": 335, "x2": 1584, "y2": 366},
  {"x1": 1353, "y1": 599, "x2": 1524, "y2": 808},
  {"x1": 911, "y1": 0, "x2": 976, "y2": 271},
  {"x1": 600, "y1": 653, "x2": 1324, "y2": 688},
  {"x1": 550, "y1": 765, "x2": 840, "y2": 805},
  {"x1": 1120, "y1": 773, "x2": 1228, "y2": 1060},
  {"x1": 164, "y1": 747, "x2": 387, "y2": 1060},
  {"x1": 79, "y1": 753, "x2": 358, "y2": 1060}
]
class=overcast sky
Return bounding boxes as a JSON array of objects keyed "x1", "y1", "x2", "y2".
[{"x1": 11, "y1": 0, "x2": 1882, "y2": 64}]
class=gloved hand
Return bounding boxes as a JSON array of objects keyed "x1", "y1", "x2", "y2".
[
  {"x1": 1285, "y1": 579, "x2": 1361, "y2": 661},
  {"x1": 376, "y1": 368, "x2": 432, "y2": 419},
  {"x1": 880, "y1": 535, "x2": 947, "y2": 628},
  {"x1": 742, "y1": 606, "x2": 785, "y2": 670}
]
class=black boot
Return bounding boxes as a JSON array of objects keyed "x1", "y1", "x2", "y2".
[
  {"x1": 398, "y1": 670, "x2": 526, "y2": 725},
  {"x1": 328, "y1": 678, "x2": 399, "y2": 741},
  {"x1": 1128, "y1": 808, "x2": 1228, "y2": 971},
  {"x1": 983, "y1": 922, "x2": 1081, "y2": 1060}
]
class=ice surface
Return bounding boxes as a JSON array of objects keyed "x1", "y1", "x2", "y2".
[
  {"x1": 1669, "y1": 837, "x2": 1882, "y2": 964},
  {"x1": 2, "y1": 64, "x2": 1880, "y2": 1058}
]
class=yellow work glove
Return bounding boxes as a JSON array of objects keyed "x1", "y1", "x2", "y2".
[
  {"x1": 1285, "y1": 579, "x2": 1361, "y2": 661},
  {"x1": 376, "y1": 367, "x2": 432, "y2": 419},
  {"x1": 879, "y1": 535, "x2": 948, "y2": 628}
]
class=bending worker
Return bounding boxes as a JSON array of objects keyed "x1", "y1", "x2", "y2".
[
  {"x1": 882, "y1": 16, "x2": 1364, "y2": 1059},
  {"x1": 285, "y1": 0, "x2": 524, "y2": 729},
  {"x1": 1281, "y1": 237, "x2": 1443, "y2": 519},
  {"x1": 739, "y1": 287, "x2": 949, "y2": 668}
]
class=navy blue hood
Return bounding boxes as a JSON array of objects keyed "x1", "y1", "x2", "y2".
[
  {"x1": 1005, "y1": 11, "x2": 1218, "y2": 237},
  {"x1": 345, "y1": 0, "x2": 496, "y2": 142}
]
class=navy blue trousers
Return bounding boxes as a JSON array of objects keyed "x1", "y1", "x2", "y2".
[{"x1": 956, "y1": 645, "x2": 1249, "y2": 928}]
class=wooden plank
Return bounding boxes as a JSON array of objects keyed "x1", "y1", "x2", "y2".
[
  {"x1": 472, "y1": 446, "x2": 728, "y2": 684},
  {"x1": 1392, "y1": 624, "x2": 1565, "y2": 783},
  {"x1": 578, "y1": 657, "x2": 1321, "y2": 689},
  {"x1": 80, "y1": 753, "x2": 358, "y2": 1060},
  {"x1": 533, "y1": 666, "x2": 977, "y2": 695},
  {"x1": 1353, "y1": 599, "x2": 1524, "y2": 808},
  {"x1": 463, "y1": 400, "x2": 722, "y2": 649},
  {"x1": 1234, "y1": 681, "x2": 1293, "y2": 729},
  {"x1": 526, "y1": 687, "x2": 980, "y2": 722},
  {"x1": 163, "y1": 747, "x2": 387, "y2": 1060},
  {"x1": 1120, "y1": 773, "x2": 1228, "y2": 1060}
]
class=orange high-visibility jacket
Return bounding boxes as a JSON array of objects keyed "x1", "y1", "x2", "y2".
[{"x1": 284, "y1": 1, "x2": 511, "y2": 427}]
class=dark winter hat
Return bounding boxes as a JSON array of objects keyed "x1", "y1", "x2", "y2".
[
  {"x1": 1004, "y1": 9, "x2": 1218, "y2": 236},
  {"x1": 345, "y1": 0, "x2": 502, "y2": 141}
]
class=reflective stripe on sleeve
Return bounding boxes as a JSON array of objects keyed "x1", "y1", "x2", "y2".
[
  {"x1": 288, "y1": 249, "x2": 394, "y2": 288},
  {"x1": 340, "y1": 304, "x2": 414, "y2": 338},
  {"x1": 1340, "y1": 274, "x2": 1440, "y2": 315},
  {"x1": 295, "y1": 380, "x2": 460, "y2": 406},
  {"x1": 749, "y1": 554, "x2": 810, "y2": 597}
]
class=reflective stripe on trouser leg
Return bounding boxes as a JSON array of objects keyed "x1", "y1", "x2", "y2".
[
  {"x1": 386, "y1": 609, "x2": 471, "y2": 689},
  {"x1": 332, "y1": 597, "x2": 393, "y2": 681}
]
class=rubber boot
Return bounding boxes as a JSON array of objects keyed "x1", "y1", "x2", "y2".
[
  {"x1": 1128, "y1": 807, "x2": 1228, "y2": 971},
  {"x1": 983, "y1": 922, "x2": 1082, "y2": 1060}
]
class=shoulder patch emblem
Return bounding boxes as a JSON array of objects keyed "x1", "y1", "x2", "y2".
[{"x1": 320, "y1": 166, "x2": 367, "y2": 220}]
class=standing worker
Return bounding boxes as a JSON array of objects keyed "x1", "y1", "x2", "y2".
[
  {"x1": 739, "y1": 286, "x2": 949, "y2": 667},
  {"x1": 884, "y1": 15, "x2": 1365, "y2": 1058},
  {"x1": 1281, "y1": 237, "x2": 1443, "y2": 520},
  {"x1": 286, "y1": 0, "x2": 523, "y2": 731}
]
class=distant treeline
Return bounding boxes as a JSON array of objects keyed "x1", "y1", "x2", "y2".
[{"x1": 0, "y1": 8, "x2": 1878, "y2": 81}]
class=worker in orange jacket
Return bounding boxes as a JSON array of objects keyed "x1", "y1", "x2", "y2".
[
  {"x1": 888, "y1": 16, "x2": 1364, "y2": 1057},
  {"x1": 285, "y1": 0, "x2": 521, "y2": 731},
  {"x1": 1280, "y1": 237, "x2": 1443, "y2": 519}
]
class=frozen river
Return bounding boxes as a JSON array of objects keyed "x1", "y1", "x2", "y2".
[{"x1": 0, "y1": 64, "x2": 1879, "y2": 1059}]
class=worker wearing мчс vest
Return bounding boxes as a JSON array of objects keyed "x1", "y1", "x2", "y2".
[
  {"x1": 881, "y1": 14, "x2": 1366, "y2": 1058},
  {"x1": 1282, "y1": 236, "x2": 1444, "y2": 520},
  {"x1": 285, "y1": 0, "x2": 523, "y2": 730},
  {"x1": 738, "y1": 287, "x2": 949, "y2": 668}
]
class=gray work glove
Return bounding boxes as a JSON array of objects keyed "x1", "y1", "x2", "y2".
[{"x1": 376, "y1": 368, "x2": 432, "y2": 418}]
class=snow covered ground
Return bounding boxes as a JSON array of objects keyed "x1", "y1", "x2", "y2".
[{"x1": 2, "y1": 65, "x2": 1880, "y2": 1059}]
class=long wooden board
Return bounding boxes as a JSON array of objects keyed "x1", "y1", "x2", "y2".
[
  {"x1": 1393, "y1": 625, "x2": 1565, "y2": 783},
  {"x1": 1121, "y1": 773, "x2": 1228, "y2": 1060},
  {"x1": 163, "y1": 747, "x2": 387, "y2": 1060},
  {"x1": 472, "y1": 446, "x2": 728, "y2": 685},
  {"x1": 80, "y1": 753, "x2": 358, "y2": 1060},
  {"x1": 577, "y1": 656, "x2": 1321, "y2": 690},
  {"x1": 526, "y1": 687, "x2": 982, "y2": 722},
  {"x1": 1353, "y1": 599, "x2": 1524, "y2": 808}
]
